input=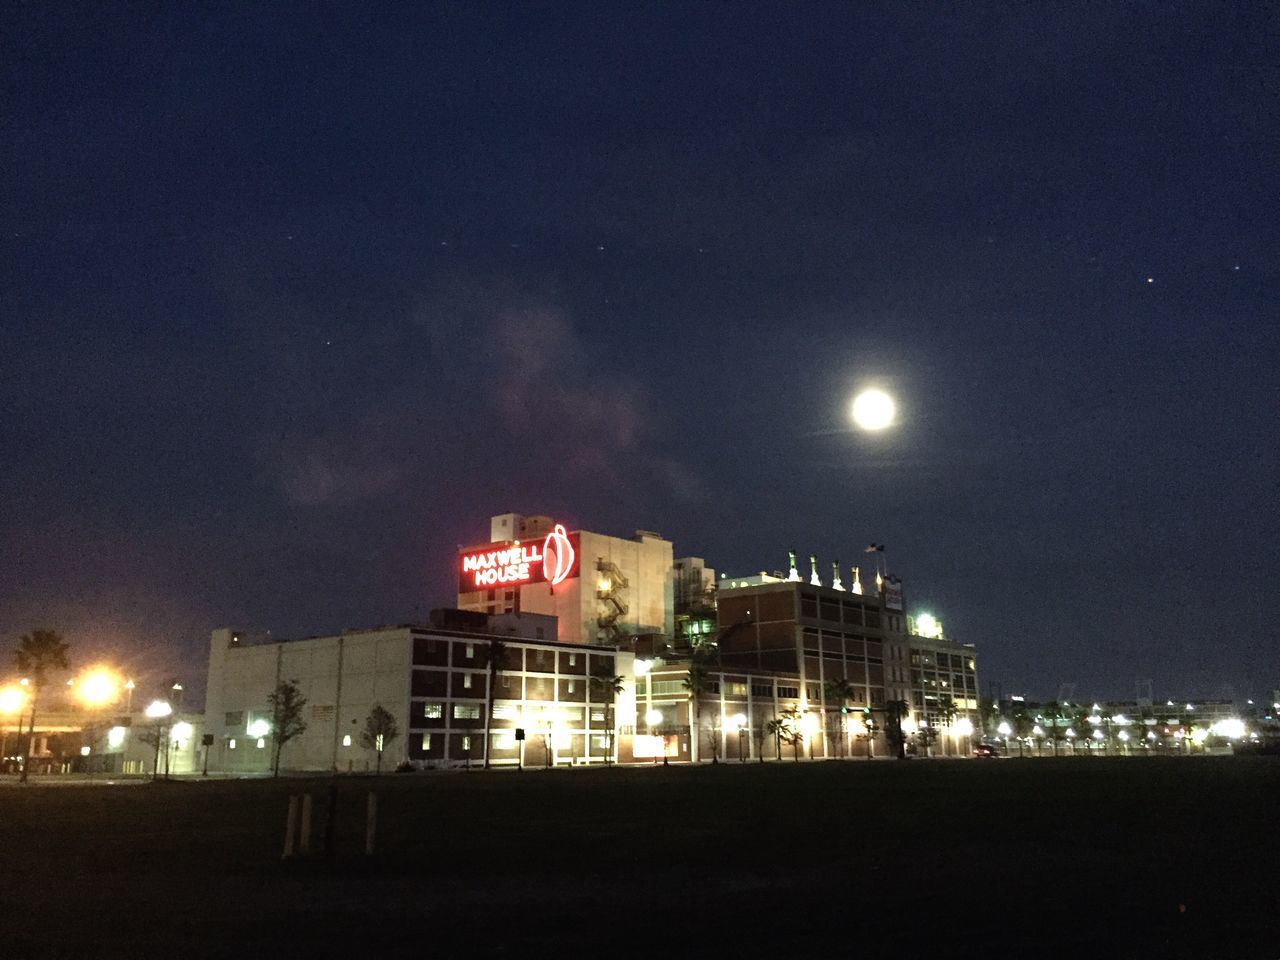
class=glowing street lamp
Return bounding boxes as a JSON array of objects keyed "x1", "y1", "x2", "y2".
[
  {"x1": 74, "y1": 668, "x2": 122, "y2": 708},
  {"x1": 0, "y1": 685, "x2": 26, "y2": 716}
]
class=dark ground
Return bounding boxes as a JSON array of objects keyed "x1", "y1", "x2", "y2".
[{"x1": 3, "y1": 757, "x2": 1277, "y2": 959}]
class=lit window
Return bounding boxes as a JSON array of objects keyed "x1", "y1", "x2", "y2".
[
  {"x1": 503, "y1": 675, "x2": 512, "y2": 688},
  {"x1": 421, "y1": 733, "x2": 432, "y2": 750},
  {"x1": 256, "y1": 738, "x2": 265, "y2": 749},
  {"x1": 342, "y1": 735, "x2": 352, "y2": 747},
  {"x1": 493, "y1": 704, "x2": 516, "y2": 720},
  {"x1": 591, "y1": 709, "x2": 606, "y2": 722},
  {"x1": 375, "y1": 734, "x2": 384, "y2": 751},
  {"x1": 424, "y1": 703, "x2": 442, "y2": 719},
  {"x1": 453, "y1": 704, "x2": 481, "y2": 720},
  {"x1": 464, "y1": 674, "x2": 473, "y2": 689},
  {"x1": 569, "y1": 654, "x2": 577, "y2": 666},
  {"x1": 228, "y1": 738, "x2": 237, "y2": 750},
  {"x1": 465, "y1": 643, "x2": 474, "y2": 659},
  {"x1": 567, "y1": 680, "x2": 575, "y2": 693},
  {"x1": 462, "y1": 736, "x2": 471, "y2": 751}
]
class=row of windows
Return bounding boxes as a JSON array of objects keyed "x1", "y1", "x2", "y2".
[
  {"x1": 799, "y1": 595, "x2": 884, "y2": 628},
  {"x1": 416, "y1": 700, "x2": 612, "y2": 723}
]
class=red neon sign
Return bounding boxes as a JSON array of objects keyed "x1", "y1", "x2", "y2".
[{"x1": 458, "y1": 524, "x2": 580, "y2": 592}]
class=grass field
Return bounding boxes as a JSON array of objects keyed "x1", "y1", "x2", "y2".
[{"x1": 3, "y1": 757, "x2": 1278, "y2": 959}]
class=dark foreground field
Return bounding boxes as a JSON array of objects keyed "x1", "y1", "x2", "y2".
[{"x1": 3, "y1": 757, "x2": 1278, "y2": 959}]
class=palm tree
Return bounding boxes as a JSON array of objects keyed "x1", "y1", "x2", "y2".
[
  {"x1": 778, "y1": 707, "x2": 803, "y2": 761},
  {"x1": 483, "y1": 639, "x2": 506, "y2": 770},
  {"x1": 764, "y1": 717, "x2": 787, "y2": 761},
  {"x1": 884, "y1": 699, "x2": 909, "y2": 760},
  {"x1": 589, "y1": 665, "x2": 624, "y2": 765},
  {"x1": 682, "y1": 656, "x2": 716, "y2": 763},
  {"x1": 1042, "y1": 702, "x2": 1062, "y2": 756},
  {"x1": 1073, "y1": 707, "x2": 1093, "y2": 756},
  {"x1": 1012, "y1": 708, "x2": 1034, "y2": 758},
  {"x1": 823, "y1": 677, "x2": 854, "y2": 758},
  {"x1": 15, "y1": 629, "x2": 70, "y2": 782}
]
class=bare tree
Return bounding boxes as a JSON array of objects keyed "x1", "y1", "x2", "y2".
[
  {"x1": 267, "y1": 680, "x2": 307, "y2": 777},
  {"x1": 360, "y1": 704, "x2": 400, "y2": 775}
]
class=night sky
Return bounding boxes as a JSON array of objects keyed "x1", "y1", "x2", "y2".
[{"x1": 4, "y1": 4, "x2": 1276, "y2": 705}]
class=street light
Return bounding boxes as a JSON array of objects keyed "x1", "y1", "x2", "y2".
[
  {"x1": 74, "y1": 667, "x2": 122, "y2": 707},
  {"x1": 732, "y1": 713, "x2": 747, "y2": 762}
]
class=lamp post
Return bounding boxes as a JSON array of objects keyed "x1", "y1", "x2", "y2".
[{"x1": 645, "y1": 708, "x2": 664, "y2": 766}]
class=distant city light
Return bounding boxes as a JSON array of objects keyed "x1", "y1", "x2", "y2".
[
  {"x1": 1210, "y1": 718, "x2": 1246, "y2": 739},
  {"x1": 915, "y1": 613, "x2": 942, "y2": 639}
]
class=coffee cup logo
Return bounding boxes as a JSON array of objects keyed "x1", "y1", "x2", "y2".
[{"x1": 542, "y1": 524, "x2": 575, "y2": 586}]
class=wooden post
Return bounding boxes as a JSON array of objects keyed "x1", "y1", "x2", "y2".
[
  {"x1": 364, "y1": 792, "x2": 378, "y2": 856},
  {"x1": 299, "y1": 793, "x2": 313, "y2": 855},
  {"x1": 283, "y1": 795, "x2": 299, "y2": 859},
  {"x1": 323, "y1": 781, "x2": 339, "y2": 858}
]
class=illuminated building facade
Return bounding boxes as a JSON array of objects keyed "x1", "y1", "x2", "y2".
[
  {"x1": 203, "y1": 609, "x2": 639, "y2": 773},
  {"x1": 456, "y1": 513, "x2": 674, "y2": 645}
]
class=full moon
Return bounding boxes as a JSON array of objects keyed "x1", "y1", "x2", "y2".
[{"x1": 851, "y1": 389, "x2": 895, "y2": 431}]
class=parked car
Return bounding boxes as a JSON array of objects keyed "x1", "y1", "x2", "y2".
[{"x1": 973, "y1": 743, "x2": 1000, "y2": 758}]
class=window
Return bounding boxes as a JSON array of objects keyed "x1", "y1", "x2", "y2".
[
  {"x1": 777, "y1": 686, "x2": 799, "y2": 699},
  {"x1": 424, "y1": 703, "x2": 443, "y2": 719},
  {"x1": 462, "y1": 736, "x2": 472, "y2": 751},
  {"x1": 227, "y1": 738, "x2": 237, "y2": 750},
  {"x1": 454, "y1": 704, "x2": 481, "y2": 720},
  {"x1": 535, "y1": 627, "x2": 545, "y2": 639},
  {"x1": 421, "y1": 733, "x2": 432, "y2": 751},
  {"x1": 342, "y1": 735, "x2": 352, "y2": 747},
  {"x1": 751, "y1": 683, "x2": 773, "y2": 698},
  {"x1": 464, "y1": 673, "x2": 473, "y2": 689},
  {"x1": 569, "y1": 654, "x2": 577, "y2": 666},
  {"x1": 725, "y1": 682, "x2": 747, "y2": 697},
  {"x1": 465, "y1": 643, "x2": 474, "y2": 659},
  {"x1": 567, "y1": 680, "x2": 575, "y2": 693},
  {"x1": 256, "y1": 738, "x2": 265, "y2": 749},
  {"x1": 590, "y1": 709, "x2": 606, "y2": 722},
  {"x1": 652, "y1": 680, "x2": 686, "y2": 696},
  {"x1": 492, "y1": 704, "x2": 516, "y2": 720},
  {"x1": 503, "y1": 675, "x2": 513, "y2": 689},
  {"x1": 224, "y1": 711, "x2": 243, "y2": 727}
]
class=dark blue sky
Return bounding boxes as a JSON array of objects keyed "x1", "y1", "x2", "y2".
[{"x1": 3, "y1": 3, "x2": 1276, "y2": 704}]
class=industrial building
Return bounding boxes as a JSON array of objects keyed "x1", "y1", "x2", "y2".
[
  {"x1": 456, "y1": 513, "x2": 674, "y2": 644},
  {"x1": 203, "y1": 608, "x2": 639, "y2": 773}
]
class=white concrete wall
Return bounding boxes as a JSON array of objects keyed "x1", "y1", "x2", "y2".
[{"x1": 204, "y1": 627, "x2": 413, "y2": 774}]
